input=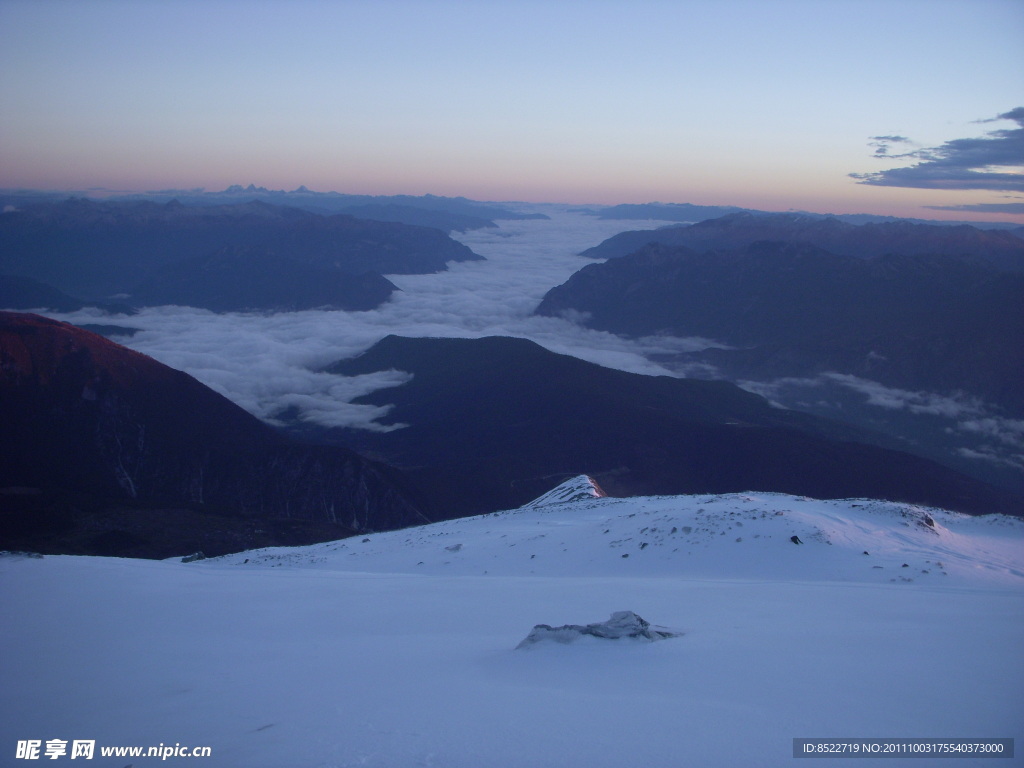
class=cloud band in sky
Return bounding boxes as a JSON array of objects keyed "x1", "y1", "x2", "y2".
[{"x1": 851, "y1": 108, "x2": 1024, "y2": 192}]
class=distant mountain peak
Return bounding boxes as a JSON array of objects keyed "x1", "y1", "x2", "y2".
[
  {"x1": 520, "y1": 475, "x2": 608, "y2": 509},
  {"x1": 223, "y1": 183, "x2": 274, "y2": 194}
]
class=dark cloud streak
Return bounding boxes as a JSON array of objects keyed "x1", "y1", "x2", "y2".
[
  {"x1": 852, "y1": 108, "x2": 1024, "y2": 191},
  {"x1": 868, "y1": 135, "x2": 915, "y2": 158}
]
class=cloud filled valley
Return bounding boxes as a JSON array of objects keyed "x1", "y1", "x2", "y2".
[
  {"x1": 40, "y1": 209, "x2": 716, "y2": 430},
  {"x1": 31, "y1": 206, "x2": 1024, "y2": 496}
]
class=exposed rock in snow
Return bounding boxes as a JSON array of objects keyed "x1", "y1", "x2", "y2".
[
  {"x1": 518, "y1": 474, "x2": 607, "y2": 509},
  {"x1": 516, "y1": 610, "x2": 681, "y2": 648},
  {"x1": 0, "y1": 550, "x2": 44, "y2": 559}
]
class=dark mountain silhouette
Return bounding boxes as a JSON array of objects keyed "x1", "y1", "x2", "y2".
[
  {"x1": 581, "y1": 212, "x2": 1024, "y2": 271},
  {"x1": 324, "y1": 203, "x2": 497, "y2": 232},
  {"x1": 595, "y1": 202, "x2": 750, "y2": 221},
  {"x1": 0, "y1": 274, "x2": 135, "y2": 315},
  {"x1": 131, "y1": 244, "x2": 398, "y2": 312},
  {"x1": 210, "y1": 187, "x2": 551, "y2": 224},
  {"x1": 0, "y1": 312, "x2": 429, "y2": 558},
  {"x1": 0, "y1": 274, "x2": 138, "y2": 315},
  {"x1": 0, "y1": 274, "x2": 88, "y2": 312},
  {"x1": 95, "y1": 187, "x2": 550, "y2": 231},
  {"x1": 0, "y1": 198, "x2": 482, "y2": 301},
  {"x1": 321, "y1": 335, "x2": 1017, "y2": 519},
  {"x1": 536, "y1": 241, "x2": 1024, "y2": 416},
  {"x1": 593, "y1": 202, "x2": 1022, "y2": 230}
]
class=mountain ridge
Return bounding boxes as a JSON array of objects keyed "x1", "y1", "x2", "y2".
[
  {"x1": 0, "y1": 198, "x2": 483, "y2": 302},
  {"x1": 0, "y1": 312, "x2": 429, "y2": 558},
  {"x1": 535, "y1": 240, "x2": 1024, "y2": 416},
  {"x1": 580, "y1": 211, "x2": 1024, "y2": 270},
  {"x1": 215, "y1": 474, "x2": 1024, "y2": 587},
  {"x1": 320, "y1": 335, "x2": 1019, "y2": 518}
]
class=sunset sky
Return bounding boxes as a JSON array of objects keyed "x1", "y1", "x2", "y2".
[{"x1": 2, "y1": 0, "x2": 1022, "y2": 221}]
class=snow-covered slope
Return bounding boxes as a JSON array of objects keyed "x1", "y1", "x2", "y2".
[
  {"x1": 214, "y1": 476, "x2": 1024, "y2": 587},
  {"x1": 517, "y1": 472, "x2": 607, "y2": 508},
  {"x1": 3, "y1": 478, "x2": 1022, "y2": 768}
]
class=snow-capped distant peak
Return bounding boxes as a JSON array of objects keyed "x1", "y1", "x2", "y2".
[{"x1": 518, "y1": 474, "x2": 607, "y2": 509}]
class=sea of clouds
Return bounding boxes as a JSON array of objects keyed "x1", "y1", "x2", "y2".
[
  {"x1": 35, "y1": 207, "x2": 1023, "y2": 487},
  {"x1": 741, "y1": 373, "x2": 1024, "y2": 481},
  {"x1": 44, "y1": 208, "x2": 718, "y2": 431}
]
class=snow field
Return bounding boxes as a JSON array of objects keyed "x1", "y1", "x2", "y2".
[{"x1": 2, "y1": 486, "x2": 1022, "y2": 767}]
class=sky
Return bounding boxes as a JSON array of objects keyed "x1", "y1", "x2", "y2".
[{"x1": 1, "y1": 0, "x2": 1023, "y2": 221}]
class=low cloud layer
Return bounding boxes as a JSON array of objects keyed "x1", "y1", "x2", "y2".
[
  {"x1": 41, "y1": 209, "x2": 714, "y2": 431},
  {"x1": 742, "y1": 373, "x2": 1024, "y2": 477},
  {"x1": 851, "y1": 107, "x2": 1024, "y2": 192},
  {"x1": 923, "y1": 202, "x2": 1024, "y2": 215},
  {"x1": 819, "y1": 373, "x2": 988, "y2": 419}
]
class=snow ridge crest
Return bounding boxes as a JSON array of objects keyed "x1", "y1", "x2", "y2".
[{"x1": 519, "y1": 475, "x2": 607, "y2": 509}]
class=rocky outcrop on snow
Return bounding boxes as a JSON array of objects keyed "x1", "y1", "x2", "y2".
[{"x1": 516, "y1": 611, "x2": 681, "y2": 648}]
